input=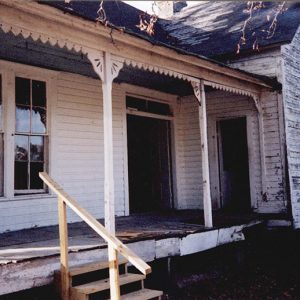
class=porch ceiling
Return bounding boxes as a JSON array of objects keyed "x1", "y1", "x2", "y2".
[{"x1": 0, "y1": 30, "x2": 192, "y2": 96}]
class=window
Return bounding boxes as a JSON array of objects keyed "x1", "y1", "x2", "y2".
[
  {"x1": 14, "y1": 77, "x2": 47, "y2": 194},
  {"x1": 126, "y1": 96, "x2": 172, "y2": 116},
  {"x1": 0, "y1": 75, "x2": 3, "y2": 197}
]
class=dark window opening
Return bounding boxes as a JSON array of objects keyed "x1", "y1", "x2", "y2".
[{"x1": 126, "y1": 96, "x2": 172, "y2": 116}]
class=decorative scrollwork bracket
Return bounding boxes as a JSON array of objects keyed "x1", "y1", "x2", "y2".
[
  {"x1": 87, "y1": 51, "x2": 124, "y2": 82},
  {"x1": 191, "y1": 81, "x2": 202, "y2": 106}
]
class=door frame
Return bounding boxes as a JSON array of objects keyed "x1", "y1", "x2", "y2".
[
  {"x1": 208, "y1": 114, "x2": 257, "y2": 210},
  {"x1": 124, "y1": 93, "x2": 175, "y2": 215}
]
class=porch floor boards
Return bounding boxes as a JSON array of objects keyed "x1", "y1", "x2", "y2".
[{"x1": 0, "y1": 210, "x2": 259, "y2": 264}]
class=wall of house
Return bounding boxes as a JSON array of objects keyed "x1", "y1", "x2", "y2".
[
  {"x1": 224, "y1": 47, "x2": 287, "y2": 214},
  {"x1": 174, "y1": 96, "x2": 203, "y2": 209},
  {"x1": 52, "y1": 73, "x2": 127, "y2": 221},
  {"x1": 260, "y1": 90, "x2": 287, "y2": 213},
  {"x1": 206, "y1": 91, "x2": 262, "y2": 210},
  {"x1": 0, "y1": 66, "x2": 128, "y2": 232},
  {"x1": 175, "y1": 89, "x2": 286, "y2": 213},
  {"x1": 0, "y1": 58, "x2": 288, "y2": 232},
  {"x1": 0, "y1": 61, "x2": 179, "y2": 232},
  {"x1": 282, "y1": 26, "x2": 300, "y2": 228},
  {"x1": 226, "y1": 47, "x2": 283, "y2": 83}
]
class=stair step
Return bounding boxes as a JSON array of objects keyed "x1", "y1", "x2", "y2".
[
  {"x1": 71, "y1": 273, "x2": 145, "y2": 295},
  {"x1": 69, "y1": 259, "x2": 128, "y2": 277},
  {"x1": 120, "y1": 288, "x2": 163, "y2": 300}
]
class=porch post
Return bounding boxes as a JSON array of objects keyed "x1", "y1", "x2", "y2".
[
  {"x1": 88, "y1": 51, "x2": 124, "y2": 300},
  {"x1": 87, "y1": 51, "x2": 124, "y2": 232},
  {"x1": 192, "y1": 80, "x2": 213, "y2": 228}
]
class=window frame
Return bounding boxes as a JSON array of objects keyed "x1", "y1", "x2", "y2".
[
  {"x1": 14, "y1": 76, "x2": 49, "y2": 196},
  {"x1": 0, "y1": 61, "x2": 58, "y2": 201}
]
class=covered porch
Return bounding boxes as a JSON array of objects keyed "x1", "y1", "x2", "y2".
[
  {"x1": 1, "y1": 210, "x2": 261, "y2": 262},
  {"x1": 0, "y1": 210, "x2": 263, "y2": 295},
  {"x1": 0, "y1": 2, "x2": 272, "y2": 230},
  {"x1": 0, "y1": 1, "x2": 276, "y2": 297}
]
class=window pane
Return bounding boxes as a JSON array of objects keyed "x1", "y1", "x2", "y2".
[
  {"x1": 15, "y1": 161, "x2": 28, "y2": 190},
  {"x1": 16, "y1": 77, "x2": 30, "y2": 105},
  {"x1": 32, "y1": 80, "x2": 46, "y2": 107},
  {"x1": 30, "y1": 136, "x2": 44, "y2": 162},
  {"x1": 30, "y1": 162, "x2": 43, "y2": 189},
  {"x1": 126, "y1": 97, "x2": 147, "y2": 111},
  {"x1": 16, "y1": 105, "x2": 30, "y2": 133},
  {"x1": 15, "y1": 135, "x2": 29, "y2": 161},
  {"x1": 31, "y1": 107, "x2": 46, "y2": 133},
  {"x1": 148, "y1": 101, "x2": 171, "y2": 116}
]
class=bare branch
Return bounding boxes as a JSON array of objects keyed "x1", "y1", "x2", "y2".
[
  {"x1": 266, "y1": 1, "x2": 287, "y2": 39},
  {"x1": 237, "y1": 1, "x2": 263, "y2": 54},
  {"x1": 96, "y1": 0, "x2": 106, "y2": 23},
  {"x1": 237, "y1": 1, "x2": 287, "y2": 54}
]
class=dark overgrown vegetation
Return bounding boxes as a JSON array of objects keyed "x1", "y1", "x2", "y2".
[{"x1": 146, "y1": 226, "x2": 300, "y2": 299}]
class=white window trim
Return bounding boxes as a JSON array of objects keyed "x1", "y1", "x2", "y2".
[
  {"x1": 0, "y1": 60, "x2": 58, "y2": 201},
  {"x1": 14, "y1": 77, "x2": 48, "y2": 195}
]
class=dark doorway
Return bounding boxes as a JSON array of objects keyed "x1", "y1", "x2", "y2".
[
  {"x1": 127, "y1": 115, "x2": 173, "y2": 213},
  {"x1": 217, "y1": 117, "x2": 251, "y2": 212}
]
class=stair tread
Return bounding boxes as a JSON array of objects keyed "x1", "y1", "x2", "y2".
[
  {"x1": 71, "y1": 273, "x2": 145, "y2": 294},
  {"x1": 69, "y1": 258, "x2": 128, "y2": 276},
  {"x1": 120, "y1": 288, "x2": 163, "y2": 300}
]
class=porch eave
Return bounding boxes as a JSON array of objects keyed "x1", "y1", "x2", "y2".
[{"x1": 0, "y1": 0, "x2": 272, "y2": 94}]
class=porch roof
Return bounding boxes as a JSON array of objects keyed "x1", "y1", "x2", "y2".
[{"x1": 33, "y1": 1, "x2": 276, "y2": 91}]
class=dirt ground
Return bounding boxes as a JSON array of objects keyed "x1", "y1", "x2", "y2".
[{"x1": 162, "y1": 228, "x2": 300, "y2": 300}]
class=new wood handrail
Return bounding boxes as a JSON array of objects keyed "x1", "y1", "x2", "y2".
[{"x1": 39, "y1": 172, "x2": 152, "y2": 277}]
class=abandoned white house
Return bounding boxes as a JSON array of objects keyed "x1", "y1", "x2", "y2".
[{"x1": 0, "y1": 0, "x2": 300, "y2": 298}]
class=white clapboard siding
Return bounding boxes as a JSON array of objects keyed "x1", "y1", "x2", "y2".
[
  {"x1": 227, "y1": 48, "x2": 282, "y2": 83},
  {"x1": 282, "y1": 26, "x2": 300, "y2": 228},
  {"x1": 175, "y1": 96, "x2": 203, "y2": 209},
  {"x1": 175, "y1": 89, "x2": 286, "y2": 213},
  {"x1": 53, "y1": 72, "x2": 126, "y2": 223},
  {"x1": 260, "y1": 91, "x2": 286, "y2": 213},
  {"x1": 206, "y1": 91, "x2": 262, "y2": 209}
]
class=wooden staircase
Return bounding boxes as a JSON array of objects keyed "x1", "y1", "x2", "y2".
[
  {"x1": 39, "y1": 173, "x2": 163, "y2": 300},
  {"x1": 62, "y1": 259, "x2": 163, "y2": 300}
]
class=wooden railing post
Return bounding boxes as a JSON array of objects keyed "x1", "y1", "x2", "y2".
[
  {"x1": 58, "y1": 196, "x2": 70, "y2": 300},
  {"x1": 108, "y1": 246, "x2": 120, "y2": 300}
]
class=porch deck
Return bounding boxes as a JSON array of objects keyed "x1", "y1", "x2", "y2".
[{"x1": 0, "y1": 210, "x2": 261, "y2": 265}]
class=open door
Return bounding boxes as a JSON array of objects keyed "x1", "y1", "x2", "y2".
[
  {"x1": 127, "y1": 114, "x2": 173, "y2": 213},
  {"x1": 217, "y1": 117, "x2": 251, "y2": 212}
]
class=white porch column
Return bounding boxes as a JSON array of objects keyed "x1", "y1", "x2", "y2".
[
  {"x1": 192, "y1": 80, "x2": 213, "y2": 228},
  {"x1": 88, "y1": 51, "x2": 124, "y2": 300},
  {"x1": 87, "y1": 51, "x2": 124, "y2": 233}
]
